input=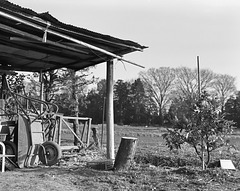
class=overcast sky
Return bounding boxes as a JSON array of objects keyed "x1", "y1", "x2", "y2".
[{"x1": 9, "y1": 0, "x2": 240, "y2": 89}]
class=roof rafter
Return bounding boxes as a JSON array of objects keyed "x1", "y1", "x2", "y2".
[
  {"x1": 0, "y1": 23, "x2": 89, "y2": 55},
  {"x1": 0, "y1": 9, "x2": 144, "y2": 68}
]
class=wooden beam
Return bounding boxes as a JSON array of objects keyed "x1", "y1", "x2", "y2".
[
  {"x1": 0, "y1": 23, "x2": 89, "y2": 55},
  {"x1": 106, "y1": 60, "x2": 115, "y2": 159},
  {"x1": 0, "y1": 37, "x2": 87, "y2": 70},
  {"x1": 61, "y1": 116, "x2": 90, "y2": 120},
  {"x1": 1, "y1": 39, "x2": 84, "y2": 65}
]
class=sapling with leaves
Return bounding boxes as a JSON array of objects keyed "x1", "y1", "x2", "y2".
[{"x1": 163, "y1": 91, "x2": 235, "y2": 168}]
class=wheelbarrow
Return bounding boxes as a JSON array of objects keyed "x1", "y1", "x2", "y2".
[
  {"x1": 0, "y1": 72, "x2": 62, "y2": 170},
  {"x1": 0, "y1": 114, "x2": 62, "y2": 170}
]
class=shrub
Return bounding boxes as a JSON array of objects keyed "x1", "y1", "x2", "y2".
[{"x1": 163, "y1": 91, "x2": 235, "y2": 168}]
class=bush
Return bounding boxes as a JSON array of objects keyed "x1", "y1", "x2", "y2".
[{"x1": 163, "y1": 92, "x2": 235, "y2": 168}]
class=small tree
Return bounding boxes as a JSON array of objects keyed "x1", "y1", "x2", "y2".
[{"x1": 163, "y1": 91, "x2": 235, "y2": 168}]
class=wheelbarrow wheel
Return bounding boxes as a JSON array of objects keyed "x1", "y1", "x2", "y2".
[{"x1": 39, "y1": 141, "x2": 62, "y2": 166}]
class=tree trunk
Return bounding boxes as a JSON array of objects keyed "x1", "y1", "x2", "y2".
[
  {"x1": 159, "y1": 108, "x2": 163, "y2": 126},
  {"x1": 113, "y1": 137, "x2": 138, "y2": 171}
]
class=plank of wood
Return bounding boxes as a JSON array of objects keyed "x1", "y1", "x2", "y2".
[{"x1": 60, "y1": 145, "x2": 79, "y2": 151}]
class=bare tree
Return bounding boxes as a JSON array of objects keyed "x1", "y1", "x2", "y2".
[
  {"x1": 174, "y1": 67, "x2": 197, "y2": 101},
  {"x1": 212, "y1": 74, "x2": 236, "y2": 112},
  {"x1": 197, "y1": 68, "x2": 215, "y2": 91},
  {"x1": 174, "y1": 67, "x2": 214, "y2": 101},
  {"x1": 139, "y1": 67, "x2": 176, "y2": 125}
]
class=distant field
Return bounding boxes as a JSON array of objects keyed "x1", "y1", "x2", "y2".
[
  {"x1": 61, "y1": 123, "x2": 240, "y2": 147},
  {"x1": 61, "y1": 124, "x2": 167, "y2": 152}
]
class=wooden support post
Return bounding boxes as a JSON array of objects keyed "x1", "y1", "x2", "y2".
[
  {"x1": 86, "y1": 118, "x2": 92, "y2": 147},
  {"x1": 81, "y1": 121, "x2": 86, "y2": 140},
  {"x1": 91, "y1": 127, "x2": 100, "y2": 149},
  {"x1": 0, "y1": 73, "x2": 6, "y2": 99},
  {"x1": 57, "y1": 115, "x2": 63, "y2": 146},
  {"x1": 113, "y1": 137, "x2": 138, "y2": 171},
  {"x1": 39, "y1": 71, "x2": 44, "y2": 114},
  {"x1": 101, "y1": 97, "x2": 106, "y2": 148},
  {"x1": 106, "y1": 60, "x2": 114, "y2": 159},
  {"x1": 52, "y1": 117, "x2": 57, "y2": 142}
]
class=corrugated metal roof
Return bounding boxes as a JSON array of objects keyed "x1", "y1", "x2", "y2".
[{"x1": 0, "y1": 0, "x2": 146, "y2": 72}]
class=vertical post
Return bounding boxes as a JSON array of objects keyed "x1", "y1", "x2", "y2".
[
  {"x1": 0, "y1": 142, "x2": 6, "y2": 172},
  {"x1": 0, "y1": 73, "x2": 6, "y2": 99},
  {"x1": 39, "y1": 71, "x2": 44, "y2": 113},
  {"x1": 106, "y1": 60, "x2": 115, "y2": 159},
  {"x1": 86, "y1": 118, "x2": 92, "y2": 147},
  {"x1": 197, "y1": 56, "x2": 201, "y2": 98},
  {"x1": 101, "y1": 97, "x2": 106, "y2": 149},
  {"x1": 57, "y1": 115, "x2": 63, "y2": 146},
  {"x1": 197, "y1": 56, "x2": 205, "y2": 170},
  {"x1": 0, "y1": 74, "x2": 6, "y2": 121}
]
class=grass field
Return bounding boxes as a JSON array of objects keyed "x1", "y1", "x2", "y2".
[{"x1": 1, "y1": 124, "x2": 240, "y2": 191}]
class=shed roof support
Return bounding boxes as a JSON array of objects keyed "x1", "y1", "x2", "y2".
[{"x1": 106, "y1": 59, "x2": 114, "y2": 159}]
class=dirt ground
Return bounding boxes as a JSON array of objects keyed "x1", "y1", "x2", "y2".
[
  {"x1": 1, "y1": 126, "x2": 240, "y2": 191},
  {"x1": 1, "y1": 155, "x2": 240, "y2": 191}
]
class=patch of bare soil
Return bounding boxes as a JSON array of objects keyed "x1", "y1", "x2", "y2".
[{"x1": 1, "y1": 148, "x2": 240, "y2": 191}]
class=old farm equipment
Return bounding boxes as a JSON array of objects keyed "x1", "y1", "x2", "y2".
[
  {"x1": 0, "y1": 73, "x2": 62, "y2": 170},
  {"x1": 0, "y1": 1, "x2": 146, "y2": 172},
  {"x1": 0, "y1": 72, "x2": 93, "y2": 171}
]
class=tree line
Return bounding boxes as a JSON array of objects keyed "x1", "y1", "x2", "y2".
[{"x1": 5, "y1": 66, "x2": 240, "y2": 127}]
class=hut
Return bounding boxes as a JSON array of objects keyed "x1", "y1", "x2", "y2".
[{"x1": 0, "y1": 0, "x2": 146, "y2": 163}]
